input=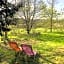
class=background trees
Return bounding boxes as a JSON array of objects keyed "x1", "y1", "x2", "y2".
[{"x1": 39, "y1": 0, "x2": 61, "y2": 32}]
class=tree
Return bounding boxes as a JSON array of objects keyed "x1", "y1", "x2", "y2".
[
  {"x1": 39, "y1": 0, "x2": 47, "y2": 17},
  {"x1": 47, "y1": 0, "x2": 57, "y2": 32},
  {"x1": 0, "y1": 0, "x2": 23, "y2": 41},
  {"x1": 18, "y1": 0, "x2": 37, "y2": 34},
  {"x1": 40, "y1": 0, "x2": 56, "y2": 32}
]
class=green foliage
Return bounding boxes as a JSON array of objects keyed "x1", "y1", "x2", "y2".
[{"x1": 0, "y1": 46, "x2": 15, "y2": 64}]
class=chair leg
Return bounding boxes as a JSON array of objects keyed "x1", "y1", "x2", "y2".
[{"x1": 25, "y1": 55, "x2": 28, "y2": 64}]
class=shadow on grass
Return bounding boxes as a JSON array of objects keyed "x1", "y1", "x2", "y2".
[
  {"x1": 33, "y1": 33, "x2": 64, "y2": 42},
  {"x1": 17, "y1": 32, "x2": 64, "y2": 43},
  {"x1": 40, "y1": 55, "x2": 56, "y2": 64},
  {"x1": 9, "y1": 52, "x2": 56, "y2": 64},
  {"x1": 52, "y1": 32, "x2": 64, "y2": 34}
]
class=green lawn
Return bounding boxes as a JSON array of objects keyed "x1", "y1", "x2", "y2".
[{"x1": 0, "y1": 28, "x2": 64, "y2": 64}]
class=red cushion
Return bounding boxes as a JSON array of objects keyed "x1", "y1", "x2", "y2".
[
  {"x1": 21, "y1": 44, "x2": 35, "y2": 56},
  {"x1": 9, "y1": 41, "x2": 20, "y2": 52}
]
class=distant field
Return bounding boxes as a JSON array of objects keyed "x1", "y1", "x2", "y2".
[{"x1": 16, "y1": 19, "x2": 64, "y2": 31}]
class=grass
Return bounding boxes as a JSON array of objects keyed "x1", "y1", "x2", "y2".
[{"x1": 0, "y1": 28, "x2": 64, "y2": 64}]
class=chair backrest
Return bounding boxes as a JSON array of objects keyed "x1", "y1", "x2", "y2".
[
  {"x1": 9, "y1": 41, "x2": 20, "y2": 52},
  {"x1": 21, "y1": 44, "x2": 34, "y2": 56}
]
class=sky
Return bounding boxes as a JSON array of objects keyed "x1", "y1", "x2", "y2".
[
  {"x1": 44, "y1": 0, "x2": 64, "y2": 13},
  {"x1": 55, "y1": 0, "x2": 64, "y2": 12},
  {"x1": 8, "y1": 0, "x2": 22, "y2": 5},
  {"x1": 8, "y1": 0, "x2": 64, "y2": 12}
]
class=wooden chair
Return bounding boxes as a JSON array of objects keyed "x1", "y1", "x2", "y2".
[
  {"x1": 8, "y1": 41, "x2": 20, "y2": 52},
  {"x1": 20, "y1": 44, "x2": 37, "y2": 64},
  {"x1": 21, "y1": 44, "x2": 37, "y2": 56},
  {"x1": 8, "y1": 42, "x2": 37, "y2": 64},
  {"x1": 8, "y1": 41, "x2": 21, "y2": 64}
]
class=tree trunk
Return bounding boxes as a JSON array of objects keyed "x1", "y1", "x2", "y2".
[
  {"x1": 50, "y1": 16, "x2": 53, "y2": 32},
  {"x1": 26, "y1": 23, "x2": 30, "y2": 34},
  {"x1": 27, "y1": 29, "x2": 30, "y2": 34},
  {"x1": 50, "y1": 0, "x2": 54, "y2": 32},
  {"x1": 5, "y1": 31, "x2": 7, "y2": 40}
]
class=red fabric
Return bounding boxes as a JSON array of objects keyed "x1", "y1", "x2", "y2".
[
  {"x1": 21, "y1": 44, "x2": 35, "y2": 56},
  {"x1": 9, "y1": 41, "x2": 20, "y2": 52}
]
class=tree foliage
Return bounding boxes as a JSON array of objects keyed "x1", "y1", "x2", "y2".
[{"x1": 0, "y1": 0, "x2": 22, "y2": 38}]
